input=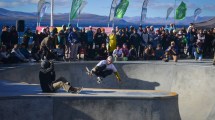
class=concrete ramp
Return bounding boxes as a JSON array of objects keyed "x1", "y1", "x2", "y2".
[
  {"x1": 0, "y1": 61, "x2": 215, "y2": 120},
  {"x1": 0, "y1": 80, "x2": 180, "y2": 120}
]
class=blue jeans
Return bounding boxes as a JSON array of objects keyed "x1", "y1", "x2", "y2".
[{"x1": 194, "y1": 52, "x2": 202, "y2": 60}]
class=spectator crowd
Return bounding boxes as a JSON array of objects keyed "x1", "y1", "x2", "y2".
[{"x1": 1, "y1": 23, "x2": 215, "y2": 64}]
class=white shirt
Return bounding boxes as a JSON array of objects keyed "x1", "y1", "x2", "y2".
[
  {"x1": 112, "y1": 49, "x2": 123, "y2": 57},
  {"x1": 197, "y1": 34, "x2": 205, "y2": 43},
  {"x1": 96, "y1": 60, "x2": 117, "y2": 72}
]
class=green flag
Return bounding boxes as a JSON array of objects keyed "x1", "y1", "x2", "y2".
[
  {"x1": 175, "y1": 1, "x2": 187, "y2": 20},
  {"x1": 70, "y1": 0, "x2": 83, "y2": 20},
  {"x1": 115, "y1": 0, "x2": 129, "y2": 18}
]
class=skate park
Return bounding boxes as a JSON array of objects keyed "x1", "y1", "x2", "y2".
[{"x1": 0, "y1": 60, "x2": 215, "y2": 120}]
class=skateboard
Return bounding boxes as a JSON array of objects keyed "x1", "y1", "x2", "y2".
[{"x1": 85, "y1": 66, "x2": 102, "y2": 84}]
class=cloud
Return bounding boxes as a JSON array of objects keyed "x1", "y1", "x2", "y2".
[
  {"x1": 0, "y1": 0, "x2": 71, "y2": 8},
  {"x1": 150, "y1": 3, "x2": 174, "y2": 9},
  {"x1": 20, "y1": 0, "x2": 38, "y2": 4},
  {"x1": 54, "y1": 0, "x2": 72, "y2": 7},
  {"x1": 0, "y1": 2, "x2": 22, "y2": 7},
  {"x1": 0, "y1": 0, "x2": 39, "y2": 8},
  {"x1": 203, "y1": 5, "x2": 215, "y2": 11},
  {"x1": 130, "y1": 0, "x2": 174, "y2": 9}
]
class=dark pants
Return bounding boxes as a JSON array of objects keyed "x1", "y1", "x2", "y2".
[
  {"x1": 213, "y1": 50, "x2": 215, "y2": 64},
  {"x1": 92, "y1": 65, "x2": 113, "y2": 78}
]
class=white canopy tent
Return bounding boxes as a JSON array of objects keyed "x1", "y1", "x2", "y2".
[{"x1": 193, "y1": 17, "x2": 215, "y2": 29}]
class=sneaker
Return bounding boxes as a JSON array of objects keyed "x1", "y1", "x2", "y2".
[
  {"x1": 70, "y1": 87, "x2": 83, "y2": 94},
  {"x1": 97, "y1": 77, "x2": 102, "y2": 84},
  {"x1": 63, "y1": 56, "x2": 66, "y2": 61},
  {"x1": 163, "y1": 58, "x2": 169, "y2": 62}
]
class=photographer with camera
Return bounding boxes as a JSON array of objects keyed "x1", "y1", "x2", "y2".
[
  {"x1": 39, "y1": 60, "x2": 82, "y2": 93},
  {"x1": 163, "y1": 41, "x2": 178, "y2": 62}
]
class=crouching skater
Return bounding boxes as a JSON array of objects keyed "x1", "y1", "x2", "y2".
[{"x1": 87, "y1": 56, "x2": 121, "y2": 84}]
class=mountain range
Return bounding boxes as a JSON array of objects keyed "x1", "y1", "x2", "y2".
[{"x1": 0, "y1": 8, "x2": 214, "y2": 28}]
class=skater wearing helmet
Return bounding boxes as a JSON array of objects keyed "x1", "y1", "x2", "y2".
[{"x1": 86, "y1": 56, "x2": 121, "y2": 84}]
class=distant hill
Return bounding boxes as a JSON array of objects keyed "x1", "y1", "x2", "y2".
[
  {"x1": 0, "y1": 8, "x2": 214, "y2": 28},
  {"x1": 0, "y1": 8, "x2": 133, "y2": 27},
  {"x1": 123, "y1": 16, "x2": 214, "y2": 25}
]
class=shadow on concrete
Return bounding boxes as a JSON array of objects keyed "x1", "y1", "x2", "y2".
[
  {"x1": 54, "y1": 98, "x2": 95, "y2": 120},
  {"x1": 82, "y1": 64, "x2": 160, "y2": 90},
  {"x1": 80, "y1": 90, "x2": 115, "y2": 95},
  {"x1": 0, "y1": 80, "x2": 41, "y2": 96},
  {"x1": 109, "y1": 66, "x2": 160, "y2": 90}
]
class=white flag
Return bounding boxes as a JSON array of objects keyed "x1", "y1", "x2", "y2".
[
  {"x1": 78, "y1": 0, "x2": 87, "y2": 16},
  {"x1": 141, "y1": 0, "x2": 149, "y2": 23},
  {"x1": 166, "y1": 7, "x2": 173, "y2": 20},
  {"x1": 194, "y1": 8, "x2": 202, "y2": 21},
  {"x1": 109, "y1": 0, "x2": 120, "y2": 22},
  {"x1": 37, "y1": 0, "x2": 45, "y2": 22},
  {"x1": 39, "y1": 2, "x2": 50, "y2": 22}
]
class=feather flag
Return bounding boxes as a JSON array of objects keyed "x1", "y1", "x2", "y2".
[
  {"x1": 39, "y1": 2, "x2": 50, "y2": 22},
  {"x1": 78, "y1": 0, "x2": 87, "y2": 16},
  {"x1": 141, "y1": 0, "x2": 149, "y2": 23},
  {"x1": 175, "y1": 1, "x2": 187, "y2": 20},
  {"x1": 70, "y1": 0, "x2": 83, "y2": 20},
  {"x1": 142, "y1": 0, "x2": 149, "y2": 8},
  {"x1": 37, "y1": 0, "x2": 45, "y2": 23},
  {"x1": 38, "y1": 0, "x2": 45, "y2": 14},
  {"x1": 166, "y1": 7, "x2": 173, "y2": 20},
  {"x1": 194, "y1": 8, "x2": 202, "y2": 21},
  {"x1": 109, "y1": 0, "x2": 119, "y2": 22},
  {"x1": 115, "y1": 0, "x2": 129, "y2": 18}
]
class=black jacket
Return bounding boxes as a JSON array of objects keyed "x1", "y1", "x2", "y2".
[{"x1": 39, "y1": 62, "x2": 56, "y2": 92}]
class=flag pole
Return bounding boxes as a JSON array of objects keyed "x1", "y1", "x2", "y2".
[
  {"x1": 37, "y1": 11, "x2": 39, "y2": 27},
  {"x1": 69, "y1": 0, "x2": 73, "y2": 26},
  {"x1": 173, "y1": 0, "x2": 176, "y2": 25},
  {"x1": 69, "y1": 11, "x2": 71, "y2": 25},
  {"x1": 50, "y1": 0, "x2": 54, "y2": 27},
  {"x1": 77, "y1": 14, "x2": 79, "y2": 27},
  {"x1": 112, "y1": 19, "x2": 115, "y2": 29},
  {"x1": 77, "y1": 6, "x2": 82, "y2": 28}
]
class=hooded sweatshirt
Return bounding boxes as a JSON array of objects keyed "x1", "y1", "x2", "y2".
[{"x1": 39, "y1": 61, "x2": 55, "y2": 92}]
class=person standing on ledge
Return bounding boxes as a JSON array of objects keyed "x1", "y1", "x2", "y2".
[
  {"x1": 39, "y1": 60, "x2": 82, "y2": 93},
  {"x1": 86, "y1": 56, "x2": 121, "y2": 84}
]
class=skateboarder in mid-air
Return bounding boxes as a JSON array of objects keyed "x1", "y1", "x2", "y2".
[
  {"x1": 86, "y1": 56, "x2": 121, "y2": 84},
  {"x1": 39, "y1": 60, "x2": 82, "y2": 93}
]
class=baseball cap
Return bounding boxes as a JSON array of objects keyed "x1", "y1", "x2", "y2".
[{"x1": 41, "y1": 60, "x2": 50, "y2": 69}]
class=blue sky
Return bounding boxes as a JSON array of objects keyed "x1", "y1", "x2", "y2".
[{"x1": 0, "y1": 0, "x2": 214, "y2": 18}]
